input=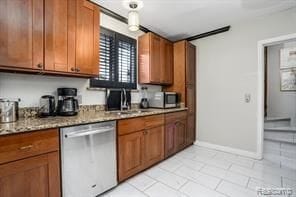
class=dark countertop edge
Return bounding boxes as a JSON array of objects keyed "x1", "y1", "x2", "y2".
[{"x1": 0, "y1": 108, "x2": 187, "y2": 136}]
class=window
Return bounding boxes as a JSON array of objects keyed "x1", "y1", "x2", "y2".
[{"x1": 90, "y1": 27, "x2": 137, "y2": 89}]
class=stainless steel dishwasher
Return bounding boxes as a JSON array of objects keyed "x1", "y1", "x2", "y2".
[{"x1": 60, "y1": 121, "x2": 117, "y2": 197}]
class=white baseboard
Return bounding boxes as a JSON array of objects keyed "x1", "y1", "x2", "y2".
[{"x1": 194, "y1": 140, "x2": 262, "y2": 160}]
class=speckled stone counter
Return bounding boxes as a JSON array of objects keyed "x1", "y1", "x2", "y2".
[{"x1": 0, "y1": 108, "x2": 187, "y2": 136}]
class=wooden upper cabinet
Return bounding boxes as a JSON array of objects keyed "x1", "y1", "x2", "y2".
[
  {"x1": 186, "y1": 42, "x2": 196, "y2": 85},
  {"x1": 149, "y1": 33, "x2": 161, "y2": 83},
  {"x1": 45, "y1": 0, "x2": 73, "y2": 72},
  {"x1": 75, "y1": 0, "x2": 99, "y2": 75},
  {"x1": 45, "y1": 0, "x2": 99, "y2": 75},
  {"x1": 0, "y1": 0, "x2": 44, "y2": 70},
  {"x1": 0, "y1": 0, "x2": 99, "y2": 77},
  {"x1": 138, "y1": 32, "x2": 173, "y2": 85},
  {"x1": 160, "y1": 39, "x2": 173, "y2": 84}
]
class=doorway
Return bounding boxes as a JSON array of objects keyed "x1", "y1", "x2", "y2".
[{"x1": 258, "y1": 33, "x2": 296, "y2": 170}]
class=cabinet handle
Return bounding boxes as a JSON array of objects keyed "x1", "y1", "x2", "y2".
[
  {"x1": 37, "y1": 63, "x2": 43, "y2": 69},
  {"x1": 19, "y1": 145, "x2": 33, "y2": 150},
  {"x1": 143, "y1": 130, "x2": 148, "y2": 135},
  {"x1": 76, "y1": 68, "x2": 80, "y2": 72},
  {"x1": 71, "y1": 67, "x2": 75, "y2": 72}
]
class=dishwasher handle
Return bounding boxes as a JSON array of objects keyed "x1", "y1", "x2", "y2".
[{"x1": 65, "y1": 126, "x2": 114, "y2": 138}]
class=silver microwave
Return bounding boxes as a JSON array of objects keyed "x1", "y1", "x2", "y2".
[{"x1": 149, "y1": 92, "x2": 180, "y2": 109}]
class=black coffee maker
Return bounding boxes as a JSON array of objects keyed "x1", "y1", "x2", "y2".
[{"x1": 57, "y1": 88, "x2": 79, "y2": 116}]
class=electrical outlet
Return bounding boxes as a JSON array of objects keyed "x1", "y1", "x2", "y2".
[{"x1": 77, "y1": 95, "x2": 82, "y2": 105}]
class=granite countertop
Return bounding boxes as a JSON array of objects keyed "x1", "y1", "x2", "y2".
[{"x1": 0, "y1": 108, "x2": 187, "y2": 136}]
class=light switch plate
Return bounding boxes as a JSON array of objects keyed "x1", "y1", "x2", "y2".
[{"x1": 245, "y1": 94, "x2": 251, "y2": 103}]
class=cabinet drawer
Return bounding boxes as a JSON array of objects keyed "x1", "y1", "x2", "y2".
[
  {"x1": 165, "y1": 111, "x2": 187, "y2": 123},
  {"x1": 0, "y1": 129, "x2": 59, "y2": 165},
  {"x1": 145, "y1": 114, "x2": 164, "y2": 128},
  {"x1": 118, "y1": 118, "x2": 146, "y2": 136}
]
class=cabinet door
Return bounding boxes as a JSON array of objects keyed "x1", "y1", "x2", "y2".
[
  {"x1": 118, "y1": 131, "x2": 144, "y2": 182},
  {"x1": 0, "y1": 0, "x2": 43, "y2": 70},
  {"x1": 0, "y1": 152, "x2": 60, "y2": 197},
  {"x1": 76, "y1": 0, "x2": 99, "y2": 75},
  {"x1": 186, "y1": 42, "x2": 196, "y2": 85},
  {"x1": 144, "y1": 126, "x2": 164, "y2": 167},
  {"x1": 149, "y1": 33, "x2": 161, "y2": 83},
  {"x1": 175, "y1": 119, "x2": 187, "y2": 152},
  {"x1": 45, "y1": 0, "x2": 74, "y2": 72},
  {"x1": 161, "y1": 39, "x2": 173, "y2": 84},
  {"x1": 165, "y1": 123, "x2": 176, "y2": 158},
  {"x1": 186, "y1": 84, "x2": 196, "y2": 116},
  {"x1": 186, "y1": 114, "x2": 196, "y2": 146}
]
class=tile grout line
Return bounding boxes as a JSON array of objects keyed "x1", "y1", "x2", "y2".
[
  {"x1": 245, "y1": 177, "x2": 251, "y2": 189},
  {"x1": 214, "y1": 179, "x2": 223, "y2": 191},
  {"x1": 141, "y1": 180, "x2": 158, "y2": 193},
  {"x1": 126, "y1": 181, "x2": 150, "y2": 197},
  {"x1": 177, "y1": 179, "x2": 190, "y2": 191},
  {"x1": 143, "y1": 169, "x2": 190, "y2": 193},
  {"x1": 227, "y1": 163, "x2": 233, "y2": 170}
]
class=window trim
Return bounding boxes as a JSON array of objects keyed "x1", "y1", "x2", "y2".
[{"x1": 90, "y1": 27, "x2": 137, "y2": 89}]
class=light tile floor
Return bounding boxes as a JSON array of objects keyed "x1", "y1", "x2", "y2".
[{"x1": 101, "y1": 145, "x2": 296, "y2": 197}]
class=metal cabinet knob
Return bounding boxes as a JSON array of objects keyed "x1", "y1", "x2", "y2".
[
  {"x1": 71, "y1": 67, "x2": 75, "y2": 72},
  {"x1": 37, "y1": 63, "x2": 43, "y2": 69}
]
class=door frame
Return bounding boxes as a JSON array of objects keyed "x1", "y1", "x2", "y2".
[{"x1": 257, "y1": 33, "x2": 296, "y2": 159}]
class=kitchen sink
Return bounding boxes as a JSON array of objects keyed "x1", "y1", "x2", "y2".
[{"x1": 105, "y1": 109, "x2": 152, "y2": 116}]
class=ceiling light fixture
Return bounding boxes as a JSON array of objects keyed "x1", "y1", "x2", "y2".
[{"x1": 123, "y1": 0, "x2": 143, "y2": 32}]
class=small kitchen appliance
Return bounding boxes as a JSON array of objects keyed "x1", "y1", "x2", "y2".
[
  {"x1": 57, "y1": 88, "x2": 79, "y2": 116},
  {"x1": 106, "y1": 89, "x2": 131, "y2": 111},
  {"x1": 149, "y1": 92, "x2": 180, "y2": 109},
  {"x1": 38, "y1": 95, "x2": 55, "y2": 117},
  {"x1": 140, "y1": 87, "x2": 149, "y2": 109},
  {"x1": 0, "y1": 98, "x2": 20, "y2": 123}
]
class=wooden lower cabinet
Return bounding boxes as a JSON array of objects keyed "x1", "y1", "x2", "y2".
[
  {"x1": 186, "y1": 114, "x2": 196, "y2": 146},
  {"x1": 0, "y1": 129, "x2": 61, "y2": 197},
  {"x1": 175, "y1": 119, "x2": 187, "y2": 151},
  {"x1": 143, "y1": 126, "x2": 164, "y2": 168},
  {"x1": 165, "y1": 122, "x2": 176, "y2": 158},
  {"x1": 118, "y1": 131, "x2": 144, "y2": 182},
  {"x1": 164, "y1": 111, "x2": 188, "y2": 158},
  {"x1": 118, "y1": 125, "x2": 164, "y2": 182},
  {"x1": 118, "y1": 115, "x2": 165, "y2": 182},
  {"x1": 0, "y1": 152, "x2": 60, "y2": 197}
]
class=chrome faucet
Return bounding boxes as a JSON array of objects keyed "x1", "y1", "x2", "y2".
[{"x1": 121, "y1": 88, "x2": 130, "y2": 111}]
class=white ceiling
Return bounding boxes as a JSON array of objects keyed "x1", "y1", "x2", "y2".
[{"x1": 92, "y1": 0, "x2": 296, "y2": 41}]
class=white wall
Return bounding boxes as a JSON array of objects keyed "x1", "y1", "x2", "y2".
[
  {"x1": 267, "y1": 41, "x2": 296, "y2": 125},
  {"x1": 192, "y1": 8, "x2": 296, "y2": 153},
  {"x1": 0, "y1": 13, "x2": 161, "y2": 107}
]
